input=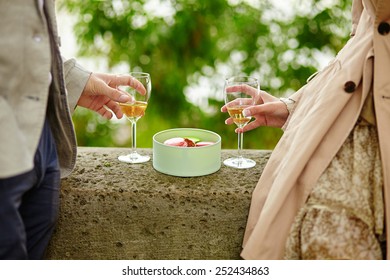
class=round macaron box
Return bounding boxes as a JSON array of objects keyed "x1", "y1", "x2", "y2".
[{"x1": 152, "y1": 128, "x2": 221, "y2": 177}]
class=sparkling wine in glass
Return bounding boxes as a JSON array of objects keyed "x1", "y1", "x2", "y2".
[
  {"x1": 118, "y1": 72, "x2": 151, "y2": 163},
  {"x1": 223, "y1": 76, "x2": 260, "y2": 169}
]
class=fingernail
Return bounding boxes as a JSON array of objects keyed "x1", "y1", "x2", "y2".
[
  {"x1": 243, "y1": 109, "x2": 250, "y2": 117},
  {"x1": 118, "y1": 94, "x2": 130, "y2": 102}
]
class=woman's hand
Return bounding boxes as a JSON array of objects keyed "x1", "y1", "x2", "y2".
[
  {"x1": 221, "y1": 90, "x2": 290, "y2": 133},
  {"x1": 77, "y1": 73, "x2": 146, "y2": 119}
]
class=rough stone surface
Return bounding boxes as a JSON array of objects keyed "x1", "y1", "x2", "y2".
[{"x1": 46, "y1": 147, "x2": 271, "y2": 260}]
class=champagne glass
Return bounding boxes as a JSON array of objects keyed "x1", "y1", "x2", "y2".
[
  {"x1": 118, "y1": 72, "x2": 151, "y2": 163},
  {"x1": 223, "y1": 76, "x2": 260, "y2": 169}
]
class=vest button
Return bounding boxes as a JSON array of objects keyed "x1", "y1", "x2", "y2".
[
  {"x1": 378, "y1": 22, "x2": 390, "y2": 35},
  {"x1": 344, "y1": 81, "x2": 356, "y2": 93}
]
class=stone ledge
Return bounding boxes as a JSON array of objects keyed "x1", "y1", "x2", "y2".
[{"x1": 46, "y1": 147, "x2": 271, "y2": 260}]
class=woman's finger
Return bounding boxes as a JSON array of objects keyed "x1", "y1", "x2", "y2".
[
  {"x1": 225, "y1": 84, "x2": 259, "y2": 98},
  {"x1": 239, "y1": 120, "x2": 262, "y2": 132}
]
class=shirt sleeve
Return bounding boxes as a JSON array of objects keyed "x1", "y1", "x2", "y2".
[{"x1": 63, "y1": 57, "x2": 92, "y2": 114}]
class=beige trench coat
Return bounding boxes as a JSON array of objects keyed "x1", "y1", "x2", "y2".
[
  {"x1": 0, "y1": 0, "x2": 91, "y2": 179},
  {"x1": 241, "y1": 0, "x2": 390, "y2": 260}
]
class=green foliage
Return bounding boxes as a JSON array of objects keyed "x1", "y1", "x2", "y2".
[{"x1": 60, "y1": 0, "x2": 351, "y2": 149}]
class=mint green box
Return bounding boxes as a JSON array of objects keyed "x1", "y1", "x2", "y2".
[{"x1": 153, "y1": 128, "x2": 221, "y2": 177}]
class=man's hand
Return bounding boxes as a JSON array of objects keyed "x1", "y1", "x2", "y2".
[{"x1": 77, "y1": 73, "x2": 146, "y2": 119}]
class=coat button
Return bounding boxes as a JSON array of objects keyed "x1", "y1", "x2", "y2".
[
  {"x1": 344, "y1": 81, "x2": 356, "y2": 93},
  {"x1": 378, "y1": 22, "x2": 390, "y2": 35},
  {"x1": 33, "y1": 34, "x2": 43, "y2": 42}
]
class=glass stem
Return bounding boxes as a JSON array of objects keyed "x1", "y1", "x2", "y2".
[
  {"x1": 130, "y1": 120, "x2": 137, "y2": 157},
  {"x1": 237, "y1": 131, "x2": 244, "y2": 165}
]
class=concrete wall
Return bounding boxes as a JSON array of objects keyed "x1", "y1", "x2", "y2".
[{"x1": 46, "y1": 147, "x2": 270, "y2": 260}]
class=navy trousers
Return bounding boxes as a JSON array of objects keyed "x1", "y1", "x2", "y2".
[{"x1": 0, "y1": 119, "x2": 61, "y2": 259}]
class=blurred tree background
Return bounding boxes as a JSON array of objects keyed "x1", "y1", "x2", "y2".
[{"x1": 59, "y1": 0, "x2": 352, "y2": 150}]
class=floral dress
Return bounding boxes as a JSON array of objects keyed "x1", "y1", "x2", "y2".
[{"x1": 284, "y1": 118, "x2": 385, "y2": 259}]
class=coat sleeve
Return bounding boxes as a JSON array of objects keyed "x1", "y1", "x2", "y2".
[{"x1": 63, "y1": 58, "x2": 92, "y2": 114}]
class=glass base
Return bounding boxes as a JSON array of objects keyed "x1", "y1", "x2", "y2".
[
  {"x1": 223, "y1": 157, "x2": 256, "y2": 169},
  {"x1": 118, "y1": 152, "x2": 150, "y2": 164}
]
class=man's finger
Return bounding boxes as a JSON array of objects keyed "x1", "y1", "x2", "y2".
[
  {"x1": 112, "y1": 87, "x2": 133, "y2": 103},
  {"x1": 104, "y1": 100, "x2": 124, "y2": 119},
  {"x1": 114, "y1": 74, "x2": 147, "y2": 95},
  {"x1": 224, "y1": 117, "x2": 234, "y2": 125}
]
